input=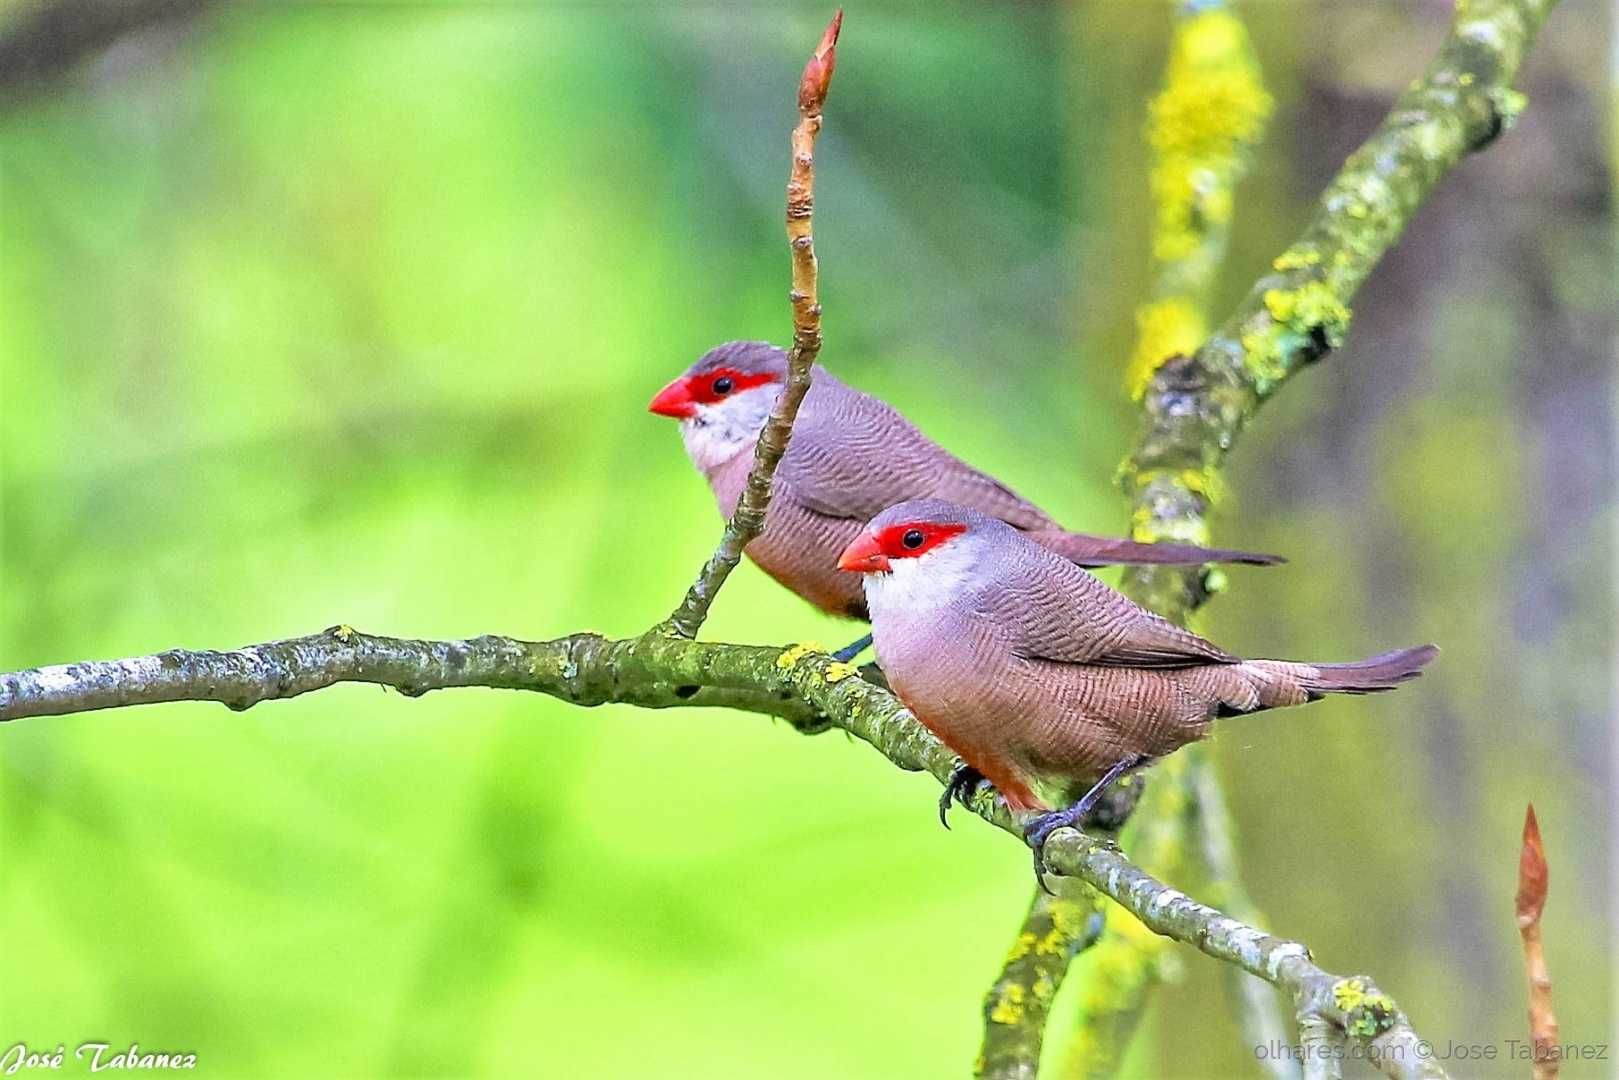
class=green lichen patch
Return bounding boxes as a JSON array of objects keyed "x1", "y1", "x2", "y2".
[
  {"x1": 1272, "y1": 247, "x2": 1321, "y2": 271},
  {"x1": 1332, "y1": 977, "x2": 1400, "y2": 1037},
  {"x1": 1048, "y1": 894, "x2": 1094, "y2": 942},
  {"x1": 1488, "y1": 86, "x2": 1527, "y2": 131},
  {"x1": 1241, "y1": 281, "x2": 1352, "y2": 385},
  {"x1": 1261, "y1": 283, "x2": 1350, "y2": 337},
  {"x1": 1003, "y1": 930, "x2": 1037, "y2": 966}
]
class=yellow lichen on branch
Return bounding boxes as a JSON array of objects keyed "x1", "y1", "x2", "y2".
[
  {"x1": 1128, "y1": 298, "x2": 1206, "y2": 398},
  {"x1": 977, "y1": 879, "x2": 1106, "y2": 1079},
  {"x1": 1147, "y1": 9, "x2": 1271, "y2": 257},
  {"x1": 1126, "y1": 5, "x2": 1273, "y2": 399}
]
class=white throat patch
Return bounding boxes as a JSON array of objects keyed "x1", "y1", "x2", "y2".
[
  {"x1": 862, "y1": 537, "x2": 978, "y2": 618},
  {"x1": 677, "y1": 385, "x2": 778, "y2": 474}
]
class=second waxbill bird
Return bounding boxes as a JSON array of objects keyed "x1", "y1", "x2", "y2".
[
  {"x1": 649, "y1": 341, "x2": 1281, "y2": 658},
  {"x1": 836, "y1": 499, "x2": 1437, "y2": 876}
]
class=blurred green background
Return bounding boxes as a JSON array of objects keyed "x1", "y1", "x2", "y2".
[{"x1": 1, "y1": 2, "x2": 1612, "y2": 1077}]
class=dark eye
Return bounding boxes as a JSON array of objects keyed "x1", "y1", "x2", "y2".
[
  {"x1": 712, "y1": 376, "x2": 734, "y2": 395},
  {"x1": 901, "y1": 529, "x2": 925, "y2": 550}
]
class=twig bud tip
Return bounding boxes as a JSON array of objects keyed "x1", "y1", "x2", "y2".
[
  {"x1": 1516, "y1": 802, "x2": 1548, "y2": 924},
  {"x1": 798, "y1": 10, "x2": 843, "y2": 112}
]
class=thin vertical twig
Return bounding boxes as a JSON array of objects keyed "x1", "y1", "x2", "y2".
[
  {"x1": 1060, "y1": 760, "x2": 1191, "y2": 1078},
  {"x1": 1516, "y1": 804, "x2": 1559, "y2": 1080},
  {"x1": 662, "y1": 10, "x2": 842, "y2": 638},
  {"x1": 1189, "y1": 755, "x2": 1299, "y2": 1078}
]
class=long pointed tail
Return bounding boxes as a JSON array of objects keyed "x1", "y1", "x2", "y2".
[
  {"x1": 1031, "y1": 530, "x2": 1284, "y2": 568},
  {"x1": 1228, "y1": 644, "x2": 1438, "y2": 714},
  {"x1": 1299, "y1": 645, "x2": 1441, "y2": 694}
]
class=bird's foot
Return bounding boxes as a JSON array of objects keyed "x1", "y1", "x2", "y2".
[
  {"x1": 1024, "y1": 806, "x2": 1090, "y2": 888},
  {"x1": 831, "y1": 633, "x2": 874, "y2": 663},
  {"x1": 937, "y1": 762, "x2": 986, "y2": 829},
  {"x1": 1023, "y1": 756, "x2": 1145, "y2": 889}
]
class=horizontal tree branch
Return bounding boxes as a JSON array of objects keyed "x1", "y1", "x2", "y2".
[
  {"x1": 0, "y1": 628, "x2": 830, "y2": 730},
  {"x1": 0, "y1": 626, "x2": 1448, "y2": 1077}
]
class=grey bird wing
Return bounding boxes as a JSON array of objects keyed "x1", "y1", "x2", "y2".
[
  {"x1": 779, "y1": 372, "x2": 1056, "y2": 529},
  {"x1": 983, "y1": 546, "x2": 1238, "y2": 670}
]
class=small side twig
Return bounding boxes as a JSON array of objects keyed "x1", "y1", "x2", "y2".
[
  {"x1": 662, "y1": 10, "x2": 841, "y2": 639},
  {"x1": 1189, "y1": 753, "x2": 1299, "y2": 1079},
  {"x1": 1516, "y1": 803, "x2": 1559, "y2": 1080},
  {"x1": 1296, "y1": 1010, "x2": 1347, "y2": 1080},
  {"x1": 1062, "y1": 759, "x2": 1191, "y2": 1077}
]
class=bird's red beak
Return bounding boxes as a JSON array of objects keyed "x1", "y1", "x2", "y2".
[
  {"x1": 648, "y1": 377, "x2": 697, "y2": 419},
  {"x1": 837, "y1": 532, "x2": 890, "y2": 573}
]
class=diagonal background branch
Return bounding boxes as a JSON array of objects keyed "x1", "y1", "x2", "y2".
[
  {"x1": 1075, "y1": 0, "x2": 1554, "y2": 1075},
  {"x1": 1122, "y1": 0, "x2": 1558, "y2": 624},
  {"x1": 1187, "y1": 753, "x2": 1299, "y2": 1075}
]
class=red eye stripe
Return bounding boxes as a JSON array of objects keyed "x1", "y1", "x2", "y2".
[
  {"x1": 875, "y1": 522, "x2": 967, "y2": 559},
  {"x1": 686, "y1": 368, "x2": 780, "y2": 405}
]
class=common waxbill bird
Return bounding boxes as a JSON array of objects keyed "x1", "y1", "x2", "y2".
[
  {"x1": 650, "y1": 341, "x2": 1281, "y2": 657},
  {"x1": 836, "y1": 499, "x2": 1437, "y2": 875}
]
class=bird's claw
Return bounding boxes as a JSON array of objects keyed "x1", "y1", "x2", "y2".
[
  {"x1": 938, "y1": 763, "x2": 985, "y2": 829},
  {"x1": 1022, "y1": 756, "x2": 1144, "y2": 890},
  {"x1": 1024, "y1": 808, "x2": 1086, "y2": 892}
]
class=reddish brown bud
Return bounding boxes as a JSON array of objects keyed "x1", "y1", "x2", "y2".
[
  {"x1": 1516, "y1": 803, "x2": 1548, "y2": 925},
  {"x1": 798, "y1": 9, "x2": 842, "y2": 112}
]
